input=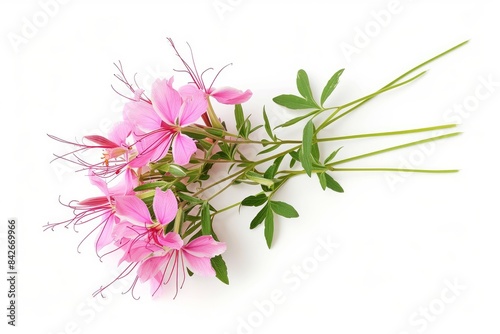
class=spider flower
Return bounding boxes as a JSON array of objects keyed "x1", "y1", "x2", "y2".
[{"x1": 125, "y1": 78, "x2": 207, "y2": 166}]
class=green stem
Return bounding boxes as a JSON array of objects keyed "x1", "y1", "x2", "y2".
[
  {"x1": 317, "y1": 71, "x2": 426, "y2": 132},
  {"x1": 330, "y1": 132, "x2": 461, "y2": 166},
  {"x1": 213, "y1": 202, "x2": 241, "y2": 216},
  {"x1": 317, "y1": 40, "x2": 469, "y2": 131},
  {"x1": 317, "y1": 124, "x2": 457, "y2": 142},
  {"x1": 332, "y1": 167, "x2": 459, "y2": 173}
]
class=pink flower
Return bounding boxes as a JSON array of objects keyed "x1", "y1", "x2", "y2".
[
  {"x1": 115, "y1": 187, "x2": 177, "y2": 228},
  {"x1": 125, "y1": 78, "x2": 207, "y2": 165},
  {"x1": 96, "y1": 187, "x2": 226, "y2": 298},
  {"x1": 48, "y1": 121, "x2": 136, "y2": 177},
  {"x1": 137, "y1": 233, "x2": 226, "y2": 297},
  {"x1": 44, "y1": 171, "x2": 136, "y2": 255},
  {"x1": 167, "y1": 38, "x2": 252, "y2": 126}
]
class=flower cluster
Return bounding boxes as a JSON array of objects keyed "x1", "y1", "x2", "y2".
[{"x1": 46, "y1": 39, "x2": 467, "y2": 299}]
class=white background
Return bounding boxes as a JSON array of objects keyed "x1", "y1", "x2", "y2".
[{"x1": 1, "y1": 0, "x2": 499, "y2": 333}]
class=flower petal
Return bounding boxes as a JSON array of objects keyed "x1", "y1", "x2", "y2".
[
  {"x1": 108, "y1": 121, "x2": 132, "y2": 146},
  {"x1": 153, "y1": 188, "x2": 177, "y2": 226},
  {"x1": 123, "y1": 100, "x2": 161, "y2": 132},
  {"x1": 88, "y1": 173, "x2": 109, "y2": 198},
  {"x1": 151, "y1": 78, "x2": 182, "y2": 125},
  {"x1": 182, "y1": 252, "x2": 215, "y2": 276},
  {"x1": 115, "y1": 195, "x2": 152, "y2": 226},
  {"x1": 183, "y1": 235, "x2": 227, "y2": 258},
  {"x1": 172, "y1": 133, "x2": 196, "y2": 165},
  {"x1": 95, "y1": 213, "x2": 118, "y2": 252},
  {"x1": 178, "y1": 85, "x2": 207, "y2": 125},
  {"x1": 210, "y1": 87, "x2": 252, "y2": 104},
  {"x1": 138, "y1": 253, "x2": 172, "y2": 282},
  {"x1": 157, "y1": 232, "x2": 183, "y2": 250}
]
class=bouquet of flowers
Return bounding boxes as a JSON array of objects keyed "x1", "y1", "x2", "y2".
[{"x1": 46, "y1": 39, "x2": 467, "y2": 299}]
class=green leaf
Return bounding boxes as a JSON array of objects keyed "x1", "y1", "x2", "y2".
[
  {"x1": 263, "y1": 107, "x2": 274, "y2": 139},
  {"x1": 246, "y1": 171, "x2": 275, "y2": 187},
  {"x1": 320, "y1": 68, "x2": 344, "y2": 106},
  {"x1": 263, "y1": 156, "x2": 284, "y2": 180},
  {"x1": 273, "y1": 94, "x2": 318, "y2": 110},
  {"x1": 270, "y1": 200, "x2": 299, "y2": 218},
  {"x1": 201, "y1": 202, "x2": 212, "y2": 235},
  {"x1": 250, "y1": 203, "x2": 269, "y2": 229},
  {"x1": 211, "y1": 255, "x2": 229, "y2": 285},
  {"x1": 324, "y1": 173, "x2": 344, "y2": 193},
  {"x1": 324, "y1": 147, "x2": 343, "y2": 164},
  {"x1": 296, "y1": 69, "x2": 317, "y2": 105},
  {"x1": 177, "y1": 192, "x2": 204, "y2": 204},
  {"x1": 258, "y1": 144, "x2": 281, "y2": 155},
  {"x1": 234, "y1": 104, "x2": 244, "y2": 130},
  {"x1": 205, "y1": 127, "x2": 224, "y2": 138},
  {"x1": 274, "y1": 109, "x2": 318, "y2": 129},
  {"x1": 241, "y1": 193, "x2": 268, "y2": 207},
  {"x1": 133, "y1": 181, "x2": 167, "y2": 192},
  {"x1": 301, "y1": 120, "x2": 314, "y2": 176},
  {"x1": 311, "y1": 141, "x2": 320, "y2": 162},
  {"x1": 169, "y1": 165, "x2": 188, "y2": 177},
  {"x1": 264, "y1": 208, "x2": 274, "y2": 248},
  {"x1": 317, "y1": 172, "x2": 327, "y2": 190}
]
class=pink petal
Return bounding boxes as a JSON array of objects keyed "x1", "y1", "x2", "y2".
[
  {"x1": 158, "y1": 232, "x2": 183, "y2": 250},
  {"x1": 129, "y1": 131, "x2": 173, "y2": 167},
  {"x1": 172, "y1": 133, "x2": 196, "y2": 165},
  {"x1": 88, "y1": 173, "x2": 110, "y2": 198},
  {"x1": 183, "y1": 235, "x2": 226, "y2": 258},
  {"x1": 114, "y1": 195, "x2": 152, "y2": 226},
  {"x1": 83, "y1": 135, "x2": 118, "y2": 148},
  {"x1": 153, "y1": 188, "x2": 177, "y2": 226},
  {"x1": 95, "y1": 213, "x2": 118, "y2": 252},
  {"x1": 113, "y1": 221, "x2": 147, "y2": 241},
  {"x1": 182, "y1": 252, "x2": 215, "y2": 276},
  {"x1": 138, "y1": 253, "x2": 172, "y2": 282},
  {"x1": 210, "y1": 87, "x2": 252, "y2": 104},
  {"x1": 77, "y1": 196, "x2": 109, "y2": 207},
  {"x1": 151, "y1": 78, "x2": 182, "y2": 125},
  {"x1": 108, "y1": 121, "x2": 132, "y2": 146},
  {"x1": 178, "y1": 85, "x2": 208, "y2": 125},
  {"x1": 124, "y1": 100, "x2": 161, "y2": 132},
  {"x1": 108, "y1": 169, "x2": 138, "y2": 196},
  {"x1": 119, "y1": 239, "x2": 162, "y2": 265}
]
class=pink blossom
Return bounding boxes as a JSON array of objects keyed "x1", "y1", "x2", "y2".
[
  {"x1": 44, "y1": 171, "x2": 137, "y2": 255},
  {"x1": 137, "y1": 233, "x2": 226, "y2": 297},
  {"x1": 48, "y1": 121, "x2": 136, "y2": 178},
  {"x1": 124, "y1": 78, "x2": 207, "y2": 165},
  {"x1": 167, "y1": 38, "x2": 252, "y2": 126},
  {"x1": 96, "y1": 187, "x2": 226, "y2": 298}
]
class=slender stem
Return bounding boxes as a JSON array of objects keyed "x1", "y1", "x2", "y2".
[
  {"x1": 317, "y1": 71, "x2": 426, "y2": 132},
  {"x1": 317, "y1": 40, "x2": 469, "y2": 132},
  {"x1": 332, "y1": 167, "x2": 459, "y2": 173},
  {"x1": 213, "y1": 202, "x2": 241, "y2": 216},
  {"x1": 317, "y1": 124, "x2": 457, "y2": 142},
  {"x1": 330, "y1": 132, "x2": 461, "y2": 166},
  {"x1": 278, "y1": 167, "x2": 458, "y2": 176}
]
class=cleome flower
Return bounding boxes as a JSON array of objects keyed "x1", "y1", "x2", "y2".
[
  {"x1": 93, "y1": 187, "x2": 226, "y2": 299},
  {"x1": 125, "y1": 78, "x2": 207, "y2": 166}
]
